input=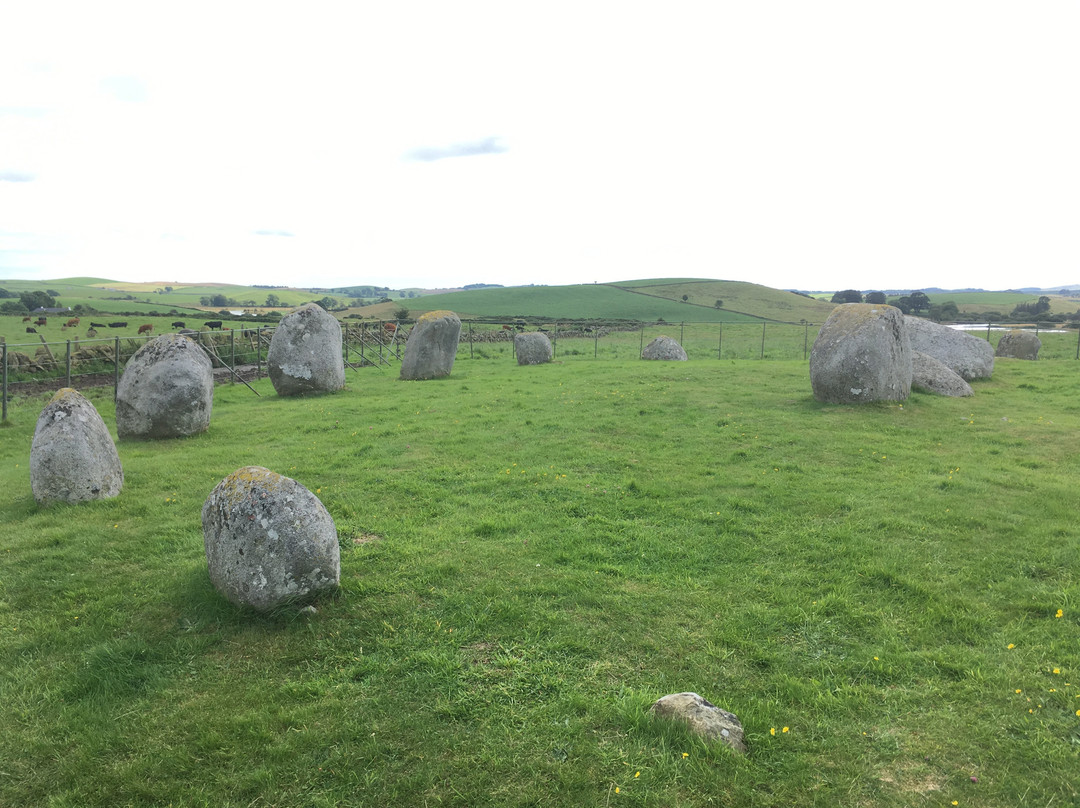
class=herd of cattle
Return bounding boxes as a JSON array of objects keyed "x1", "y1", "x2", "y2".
[{"x1": 22, "y1": 316, "x2": 227, "y2": 336}]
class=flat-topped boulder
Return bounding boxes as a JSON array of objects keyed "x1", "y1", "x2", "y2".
[
  {"x1": 30, "y1": 388, "x2": 123, "y2": 506},
  {"x1": 400, "y1": 310, "x2": 461, "y2": 380},
  {"x1": 116, "y1": 333, "x2": 214, "y2": 439},
  {"x1": 912, "y1": 351, "x2": 974, "y2": 397},
  {"x1": 515, "y1": 332, "x2": 552, "y2": 365},
  {"x1": 810, "y1": 304, "x2": 911, "y2": 404},
  {"x1": 268, "y1": 303, "x2": 345, "y2": 396},
  {"x1": 995, "y1": 330, "x2": 1041, "y2": 360},
  {"x1": 905, "y1": 316, "x2": 994, "y2": 380},
  {"x1": 202, "y1": 466, "x2": 340, "y2": 612},
  {"x1": 642, "y1": 336, "x2": 688, "y2": 361}
]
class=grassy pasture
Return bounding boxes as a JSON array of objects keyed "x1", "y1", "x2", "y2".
[{"x1": 1, "y1": 357, "x2": 1079, "y2": 807}]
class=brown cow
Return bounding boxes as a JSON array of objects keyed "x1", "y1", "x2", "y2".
[
  {"x1": 384, "y1": 322, "x2": 397, "y2": 333},
  {"x1": 22, "y1": 316, "x2": 30, "y2": 322},
  {"x1": 66, "y1": 318, "x2": 80, "y2": 327},
  {"x1": 138, "y1": 324, "x2": 154, "y2": 335},
  {"x1": 35, "y1": 317, "x2": 47, "y2": 326}
]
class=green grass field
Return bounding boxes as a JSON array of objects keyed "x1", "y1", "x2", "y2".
[{"x1": 1, "y1": 356, "x2": 1078, "y2": 807}]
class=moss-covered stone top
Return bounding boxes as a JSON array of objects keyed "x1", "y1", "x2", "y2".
[{"x1": 418, "y1": 310, "x2": 458, "y2": 323}]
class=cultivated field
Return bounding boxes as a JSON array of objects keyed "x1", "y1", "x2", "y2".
[{"x1": 1, "y1": 356, "x2": 1077, "y2": 807}]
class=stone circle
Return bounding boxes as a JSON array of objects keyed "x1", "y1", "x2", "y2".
[
  {"x1": 116, "y1": 333, "x2": 214, "y2": 439},
  {"x1": 809, "y1": 304, "x2": 911, "y2": 404},
  {"x1": 400, "y1": 310, "x2": 462, "y2": 380},
  {"x1": 515, "y1": 332, "x2": 553, "y2": 365},
  {"x1": 268, "y1": 303, "x2": 346, "y2": 396},
  {"x1": 995, "y1": 330, "x2": 1041, "y2": 360},
  {"x1": 642, "y1": 336, "x2": 688, "y2": 361}
]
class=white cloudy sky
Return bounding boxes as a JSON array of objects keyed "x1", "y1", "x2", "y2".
[{"x1": 1, "y1": 1, "x2": 1077, "y2": 292}]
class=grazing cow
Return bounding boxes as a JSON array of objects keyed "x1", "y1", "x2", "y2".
[
  {"x1": 90, "y1": 322, "x2": 106, "y2": 328},
  {"x1": 171, "y1": 321, "x2": 185, "y2": 329},
  {"x1": 22, "y1": 316, "x2": 31, "y2": 322},
  {"x1": 26, "y1": 327, "x2": 37, "y2": 334},
  {"x1": 109, "y1": 321, "x2": 127, "y2": 328},
  {"x1": 502, "y1": 324, "x2": 513, "y2": 331},
  {"x1": 35, "y1": 317, "x2": 47, "y2": 326},
  {"x1": 384, "y1": 322, "x2": 397, "y2": 333},
  {"x1": 66, "y1": 318, "x2": 79, "y2": 327},
  {"x1": 138, "y1": 324, "x2": 154, "y2": 335},
  {"x1": 205, "y1": 320, "x2": 222, "y2": 330},
  {"x1": 86, "y1": 327, "x2": 98, "y2": 338}
]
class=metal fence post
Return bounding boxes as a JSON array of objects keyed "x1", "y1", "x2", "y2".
[
  {"x1": 2, "y1": 342, "x2": 7, "y2": 423},
  {"x1": 257, "y1": 327, "x2": 263, "y2": 378},
  {"x1": 114, "y1": 336, "x2": 120, "y2": 399},
  {"x1": 639, "y1": 323, "x2": 645, "y2": 356},
  {"x1": 718, "y1": 323, "x2": 722, "y2": 359},
  {"x1": 803, "y1": 322, "x2": 809, "y2": 360},
  {"x1": 469, "y1": 321, "x2": 474, "y2": 359},
  {"x1": 66, "y1": 340, "x2": 71, "y2": 387},
  {"x1": 760, "y1": 322, "x2": 766, "y2": 360},
  {"x1": 230, "y1": 330, "x2": 236, "y2": 382}
]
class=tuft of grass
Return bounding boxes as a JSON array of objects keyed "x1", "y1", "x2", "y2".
[{"x1": 0, "y1": 359, "x2": 1078, "y2": 806}]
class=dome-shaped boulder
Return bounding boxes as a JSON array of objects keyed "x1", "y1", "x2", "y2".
[
  {"x1": 116, "y1": 334, "x2": 214, "y2": 439},
  {"x1": 267, "y1": 303, "x2": 345, "y2": 396}
]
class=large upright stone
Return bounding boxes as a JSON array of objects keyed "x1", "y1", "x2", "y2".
[
  {"x1": 400, "y1": 310, "x2": 461, "y2": 380},
  {"x1": 642, "y1": 336, "x2": 688, "y2": 361},
  {"x1": 116, "y1": 334, "x2": 214, "y2": 439},
  {"x1": 995, "y1": 330, "x2": 1041, "y2": 360},
  {"x1": 912, "y1": 351, "x2": 974, "y2": 397},
  {"x1": 905, "y1": 316, "x2": 994, "y2": 380},
  {"x1": 809, "y1": 304, "x2": 911, "y2": 404},
  {"x1": 202, "y1": 466, "x2": 340, "y2": 612},
  {"x1": 515, "y1": 332, "x2": 552, "y2": 365},
  {"x1": 30, "y1": 388, "x2": 123, "y2": 506},
  {"x1": 268, "y1": 303, "x2": 345, "y2": 396}
]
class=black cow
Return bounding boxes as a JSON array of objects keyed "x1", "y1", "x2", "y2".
[
  {"x1": 90, "y1": 322, "x2": 106, "y2": 328},
  {"x1": 26, "y1": 326, "x2": 37, "y2": 334},
  {"x1": 171, "y1": 321, "x2": 185, "y2": 328},
  {"x1": 205, "y1": 320, "x2": 223, "y2": 331},
  {"x1": 109, "y1": 321, "x2": 127, "y2": 328}
]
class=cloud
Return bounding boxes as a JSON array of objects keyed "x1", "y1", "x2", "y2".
[
  {"x1": 99, "y1": 75, "x2": 148, "y2": 103},
  {"x1": 0, "y1": 170, "x2": 36, "y2": 182},
  {"x1": 253, "y1": 229, "x2": 295, "y2": 237},
  {"x1": 404, "y1": 136, "x2": 508, "y2": 162}
]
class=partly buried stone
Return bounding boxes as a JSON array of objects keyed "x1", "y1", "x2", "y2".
[
  {"x1": 642, "y1": 336, "x2": 688, "y2": 361},
  {"x1": 515, "y1": 332, "x2": 553, "y2": 365},
  {"x1": 202, "y1": 466, "x2": 340, "y2": 612},
  {"x1": 30, "y1": 388, "x2": 123, "y2": 506},
  {"x1": 650, "y1": 692, "x2": 746, "y2": 754},
  {"x1": 912, "y1": 351, "x2": 973, "y2": 397},
  {"x1": 268, "y1": 303, "x2": 345, "y2": 395},
  {"x1": 809, "y1": 304, "x2": 911, "y2": 404},
  {"x1": 400, "y1": 310, "x2": 461, "y2": 380},
  {"x1": 116, "y1": 333, "x2": 213, "y2": 439},
  {"x1": 995, "y1": 329, "x2": 1041, "y2": 360},
  {"x1": 905, "y1": 316, "x2": 993, "y2": 380}
]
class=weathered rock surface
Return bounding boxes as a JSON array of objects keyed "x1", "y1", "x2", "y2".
[
  {"x1": 809, "y1": 304, "x2": 911, "y2": 404},
  {"x1": 515, "y1": 332, "x2": 553, "y2": 365},
  {"x1": 116, "y1": 334, "x2": 214, "y2": 439},
  {"x1": 268, "y1": 303, "x2": 345, "y2": 396},
  {"x1": 912, "y1": 351, "x2": 974, "y2": 397},
  {"x1": 995, "y1": 330, "x2": 1041, "y2": 360},
  {"x1": 400, "y1": 310, "x2": 461, "y2": 380},
  {"x1": 642, "y1": 336, "x2": 688, "y2": 361},
  {"x1": 202, "y1": 466, "x2": 340, "y2": 612},
  {"x1": 649, "y1": 692, "x2": 746, "y2": 754},
  {"x1": 30, "y1": 388, "x2": 123, "y2": 506},
  {"x1": 904, "y1": 316, "x2": 994, "y2": 380}
]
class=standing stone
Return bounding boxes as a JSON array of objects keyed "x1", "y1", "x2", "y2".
[
  {"x1": 995, "y1": 330, "x2": 1041, "y2": 360},
  {"x1": 912, "y1": 351, "x2": 974, "y2": 397},
  {"x1": 116, "y1": 334, "x2": 214, "y2": 439},
  {"x1": 515, "y1": 332, "x2": 553, "y2": 365},
  {"x1": 649, "y1": 692, "x2": 746, "y2": 754},
  {"x1": 642, "y1": 336, "x2": 688, "y2": 361},
  {"x1": 202, "y1": 466, "x2": 340, "y2": 612},
  {"x1": 267, "y1": 303, "x2": 345, "y2": 396},
  {"x1": 904, "y1": 316, "x2": 994, "y2": 380},
  {"x1": 809, "y1": 304, "x2": 911, "y2": 404},
  {"x1": 30, "y1": 388, "x2": 123, "y2": 506},
  {"x1": 400, "y1": 310, "x2": 461, "y2": 380}
]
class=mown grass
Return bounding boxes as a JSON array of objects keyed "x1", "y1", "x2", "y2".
[{"x1": 1, "y1": 358, "x2": 1078, "y2": 807}]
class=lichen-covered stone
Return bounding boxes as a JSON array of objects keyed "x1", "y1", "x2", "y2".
[
  {"x1": 650, "y1": 692, "x2": 746, "y2": 754},
  {"x1": 400, "y1": 310, "x2": 461, "y2": 380},
  {"x1": 515, "y1": 332, "x2": 552, "y2": 365},
  {"x1": 642, "y1": 336, "x2": 688, "y2": 361},
  {"x1": 30, "y1": 388, "x2": 123, "y2": 505},
  {"x1": 912, "y1": 351, "x2": 974, "y2": 397},
  {"x1": 995, "y1": 330, "x2": 1041, "y2": 360},
  {"x1": 116, "y1": 334, "x2": 214, "y2": 439},
  {"x1": 905, "y1": 316, "x2": 994, "y2": 380},
  {"x1": 809, "y1": 304, "x2": 911, "y2": 404},
  {"x1": 268, "y1": 303, "x2": 345, "y2": 396},
  {"x1": 202, "y1": 466, "x2": 340, "y2": 612}
]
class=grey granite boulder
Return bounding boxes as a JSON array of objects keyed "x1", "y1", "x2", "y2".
[
  {"x1": 904, "y1": 316, "x2": 994, "y2": 380},
  {"x1": 650, "y1": 692, "x2": 746, "y2": 754},
  {"x1": 116, "y1": 334, "x2": 214, "y2": 439},
  {"x1": 30, "y1": 388, "x2": 123, "y2": 506},
  {"x1": 515, "y1": 332, "x2": 553, "y2": 365},
  {"x1": 995, "y1": 330, "x2": 1041, "y2": 360},
  {"x1": 400, "y1": 310, "x2": 461, "y2": 380},
  {"x1": 268, "y1": 303, "x2": 345, "y2": 396},
  {"x1": 202, "y1": 466, "x2": 340, "y2": 612},
  {"x1": 642, "y1": 336, "x2": 688, "y2": 361},
  {"x1": 810, "y1": 304, "x2": 911, "y2": 404},
  {"x1": 912, "y1": 351, "x2": 974, "y2": 397}
]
